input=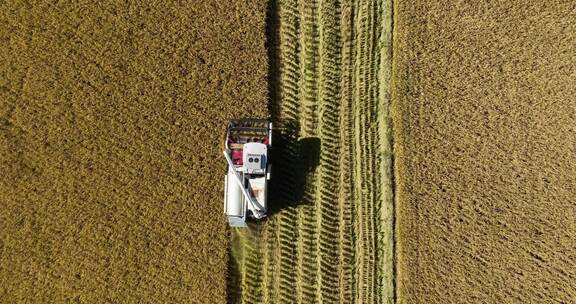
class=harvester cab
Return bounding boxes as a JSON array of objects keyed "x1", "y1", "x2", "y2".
[{"x1": 223, "y1": 119, "x2": 272, "y2": 227}]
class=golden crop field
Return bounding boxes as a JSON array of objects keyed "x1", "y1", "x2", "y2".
[
  {"x1": 228, "y1": 0, "x2": 394, "y2": 303},
  {"x1": 0, "y1": 0, "x2": 267, "y2": 303},
  {"x1": 2, "y1": 0, "x2": 575, "y2": 303},
  {"x1": 393, "y1": 0, "x2": 576, "y2": 303}
]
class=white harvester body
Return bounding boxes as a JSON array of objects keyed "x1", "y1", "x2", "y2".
[{"x1": 223, "y1": 119, "x2": 272, "y2": 227}]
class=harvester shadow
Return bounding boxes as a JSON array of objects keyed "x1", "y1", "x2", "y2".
[{"x1": 267, "y1": 125, "x2": 321, "y2": 216}]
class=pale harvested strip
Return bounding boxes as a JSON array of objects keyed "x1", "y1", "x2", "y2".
[
  {"x1": 350, "y1": 0, "x2": 394, "y2": 303},
  {"x1": 229, "y1": 0, "x2": 393, "y2": 302},
  {"x1": 261, "y1": 219, "x2": 279, "y2": 303},
  {"x1": 376, "y1": 0, "x2": 394, "y2": 301},
  {"x1": 291, "y1": 0, "x2": 338, "y2": 303},
  {"x1": 338, "y1": 0, "x2": 357, "y2": 301},
  {"x1": 316, "y1": 0, "x2": 344, "y2": 303},
  {"x1": 268, "y1": 23, "x2": 302, "y2": 304},
  {"x1": 238, "y1": 229, "x2": 265, "y2": 303},
  {"x1": 273, "y1": 0, "x2": 302, "y2": 302},
  {"x1": 294, "y1": 0, "x2": 321, "y2": 302}
]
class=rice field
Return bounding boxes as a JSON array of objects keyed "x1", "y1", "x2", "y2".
[
  {"x1": 229, "y1": 0, "x2": 394, "y2": 303},
  {"x1": 3, "y1": 0, "x2": 575, "y2": 303}
]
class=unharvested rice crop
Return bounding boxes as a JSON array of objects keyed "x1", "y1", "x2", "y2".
[
  {"x1": 392, "y1": 0, "x2": 576, "y2": 303},
  {"x1": 0, "y1": 0, "x2": 267, "y2": 303},
  {"x1": 229, "y1": 0, "x2": 394, "y2": 303}
]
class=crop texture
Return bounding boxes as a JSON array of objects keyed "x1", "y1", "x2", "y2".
[
  {"x1": 0, "y1": 0, "x2": 267, "y2": 303},
  {"x1": 392, "y1": 1, "x2": 576, "y2": 303}
]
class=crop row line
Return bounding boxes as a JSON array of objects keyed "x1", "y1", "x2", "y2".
[
  {"x1": 350, "y1": 0, "x2": 387, "y2": 303},
  {"x1": 293, "y1": 0, "x2": 321, "y2": 302},
  {"x1": 272, "y1": 0, "x2": 304, "y2": 302},
  {"x1": 337, "y1": 0, "x2": 358, "y2": 303},
  {"x1": 316, "y1": 0, "x2": 346, "y2": 303}
]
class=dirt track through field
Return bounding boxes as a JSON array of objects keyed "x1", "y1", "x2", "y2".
[{"x1": 230, "y1": 0, "x2": 393, "y2": 303}]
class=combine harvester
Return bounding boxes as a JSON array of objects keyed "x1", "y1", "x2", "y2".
[{"x1": 223, "y1": 119, "x2": 272, "y2": 227}]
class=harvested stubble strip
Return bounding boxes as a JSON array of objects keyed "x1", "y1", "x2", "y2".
[{"x1": 230, "y1": 0, "x2": 394, "y2": 303}]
